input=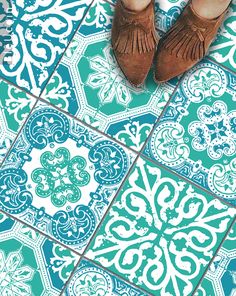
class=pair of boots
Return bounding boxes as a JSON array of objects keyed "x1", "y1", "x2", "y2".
[{"x1": 112, "y1": 0, "x2": 227, "y2": 86}]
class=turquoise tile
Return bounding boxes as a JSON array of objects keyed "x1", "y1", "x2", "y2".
[
  {"x1": 86, "y1": 156, "x2": 236, "y2": 295},
  {"x1": 0, "y1": 211, "x2": 79, "y2": 295},
  {"x1": 196, "y1": 222, "x2": 236, "y2": 296},
  {"x1": 63, "y1": 258, "x2": 147, "y2": 295},
  {"x1": 0, "y1": 100, "x2": 135, "y2": 252},
  {"x1": 42, "y1": 0, "x2": 177, "y2": 152},
  {"x1": 144, "y1": 59, "x2": 236, "y2": 206},
  {"x1": 0, "y1": 0, "x2": 93, "y2": 96}
]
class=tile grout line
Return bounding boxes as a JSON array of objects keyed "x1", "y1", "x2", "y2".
[
  {"x1": 0, "y1": 205, "x2": 150, "y2": 295},
  {"x1": 38, "y1": 0, "x2": 96, "y2": 98},
  {"x1": 0, "y1": 209, "x2": 82, "y2": 257},
  {"x1": 59, "y1": 256, "x2": 84, "y2": 296},
  {"x1": 38, "y1": 96, "x2": 139, "y2": 155},
  {"x1": 60, "y1": 152, "x2": 141, "y2": 294},
  {"x1": 192, "y1": 216, "x2": 236, "y2": 295},
  {"x1": 84, "y1": 256, "x2": 153, "y2": 296},
  {"x1": 0, "y1": 98, "x2": 39, "y2": 169},
  {"x1": 59, "y1": 74, "x2": 185, "y2": 295},
  {"x1": 141, "y1": 154, "x2": 236, "y2": 209},
  {"x1": 0, "y1": 1, "x2": 235, "y2": 293}
]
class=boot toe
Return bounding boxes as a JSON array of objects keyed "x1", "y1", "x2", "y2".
[
  {"x1": 115, "y1": 51, "x2": 154, "y2": 87},
  {"x1": 155, "y1": 48, "x2": 192, "y2": 82}
]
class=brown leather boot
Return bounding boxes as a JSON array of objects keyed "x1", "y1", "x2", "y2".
[
  {"x1": 112, "y1": 0, "x2": 159, "y2": 87},
  {"x1": 154, "y1": 3, "x2": 228, "y2": 83}
]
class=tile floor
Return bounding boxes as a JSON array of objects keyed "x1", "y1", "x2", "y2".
[{"x1": 0, "y1": 0, "x2": 235, "y2": 295}]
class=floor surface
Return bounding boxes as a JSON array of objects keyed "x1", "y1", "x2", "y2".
[{"x1": 0, "y1": 0, "x2": 235, "y2": 295}]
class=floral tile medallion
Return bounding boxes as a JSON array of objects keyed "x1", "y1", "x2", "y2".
[
  {"x1": 0, "y1": 100, "x2": 135, "y2": 252},
  {"x1": 0, "y1": 211, "x2": 79, "y2": 295},
  {"x1": 144, "y1": 59, "x2": 236, "y2": 206},
  {"x1": 86, "y1": 156, "x2": 236, "y2": 295},
  {"x1": 42, "y1": 0, "x2": 177, "y2": 152},
  {"x1": 63, "y1": 258, "x2": 147, "y2": 295}
]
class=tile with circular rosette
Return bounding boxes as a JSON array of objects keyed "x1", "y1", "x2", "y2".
[
  {"x1": 196, "y1": 222, "x2": 236, "y2": 296},
  {"x1": 41, "y1": 0, "x2": 178, "y2": 153},
  {"x1": 0, "y1": 0, "x2": 93, "y2": 96},
  {"x1": 0, "y1": 211, "x2": 79, "y2": 295},
  {"x1": 209, "y1": 0, "x2": 236, "y2": 73},
  {"x1": 0, "y1": 78, "x2": 36, "y2": 164},
  {"x1": 0, "y1": 100, "x2": 135, "y2": 252},
  {"x1": 86, "y1": 156, "x2": 236, "y2": 295},
  {"x1": 144, "y1": 58, "x2": 236, "y2": 206},
  {"x1": 63, "y1": 258, "x2": 148, "y2": 295}
]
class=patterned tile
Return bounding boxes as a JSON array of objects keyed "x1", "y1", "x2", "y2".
[
  {"x1": 0, "y1": 0, "x2": 93, "y2": 96},
  {"x1": 196, "y1": 222, "x2": 236, "y2": 296},
  {"x1": 209, "y1": 0, "x2": 236, "y2": 73},
  {"x1": 86, "y1": 156, "x2": 236, "y2": 295},
  {"x1": 0, "y1": 78, "x2": 35, "y2": 164},
  {"x1": 0, "y1": 100, "x2": 135, "y2": 252},
  {"x1": 42, "y1": 0, "x2": 178, "y2": 152},
  {"x1": 0, "y1": 211, "x2": 79, "y2": 295},
  {"x1": 63, "y1": 258, "x2": 147, "y2": 295},
  {"x1": 144, "y1": 59, "x2": 236, "y2": 206}
]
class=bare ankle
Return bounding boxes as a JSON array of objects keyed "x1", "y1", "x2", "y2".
[{"x1": 122, "y1": 0, "x2": 152, "y2": 12}]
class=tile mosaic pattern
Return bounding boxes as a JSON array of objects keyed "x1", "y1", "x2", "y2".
[
  {"x1": 63, "y1": 258, "x2": 148, "y2": 295},
  {"x1": 0, "y1": 100, "x2": 135, "y2": 252},
  {"x1": 0, "y1": 0, "x2": 235, "y2": 295},
  {"x1": 0, "y1": 211, "x2": 79, "y2": 295},
  {"x1": 86, "y1": 156, "x2": 236, "y2": 295},
  {"x1": 0, "y1": 0, "x2": 93, "y2": 96},
  {"x1": 144, "y1": 59, "x2": 236, "y2": 206},
  {"x1": 41, "y1": 0, "x2": 177, "y2": 152},
  {"x1": 196, "y1": 222, "x2": 236, "y2": 296},
  {"x1": 209, "y1": 0, "x2": 236, "y2": 73},
  {"x1": 0, "y1": 78, "x2": 35, "y2": 164}
]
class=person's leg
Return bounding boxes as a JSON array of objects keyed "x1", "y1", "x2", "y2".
[
  {"x1": 112, "y1": 0, "x2": 158, "y2": 86},
  {"x1": 122, "y1": 0, "x2": 151, "y2": 11},
  {"x1": 192, "y1": 0, "x2": 231, "y2": 19}
]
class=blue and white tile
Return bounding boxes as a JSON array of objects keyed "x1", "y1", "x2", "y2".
[
  {"x1": 63, "y1": 258, "x2": 147, "y2": 295},
  {"x1": 0, "y1": 0, "x2": 93, "y2": 96},
  {"x1": 0, "y1": 211, "x2": 79, "y2": 295},
  {"x1": 0, "y1": 100, "x2": 135, "y2": 252},
  {"x1": 42, "y1": 0, "x2": 178, "y2": 152},
  {"x1": 144, "y1": 58, "x2": 236, "y2": 206}
]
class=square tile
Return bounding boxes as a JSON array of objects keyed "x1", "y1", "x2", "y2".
[
  {"x1": 42, "y1": 0, "x2": 178, "y2": 152},
  {"x1": 144, "y1": 59, "x2": 236, "y2": 206},
  {"x1": 209, "y1": 0, "x2": 236, "y2": 73},
  {"x1": 0, "y1": 78, "x2": 35, "y2": 164},
  {"x1": 63, "y1": 258, "x2": 147, "y2": 295},
  {"x1": 0, "y1": 211, "x2": 79, "y2": 295},
  {"x1": 196, "y1": 222, "x2": 236, "y2": 296},
  {"x1": 86, "y1": 156, "x2": 236, "y2": 295},
  {"x1": 0, "y1": 0, "x2": 93, "y2": 96},
  {"x1": 0, "y1": 100, "x2": 135, "y2": 252}
]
